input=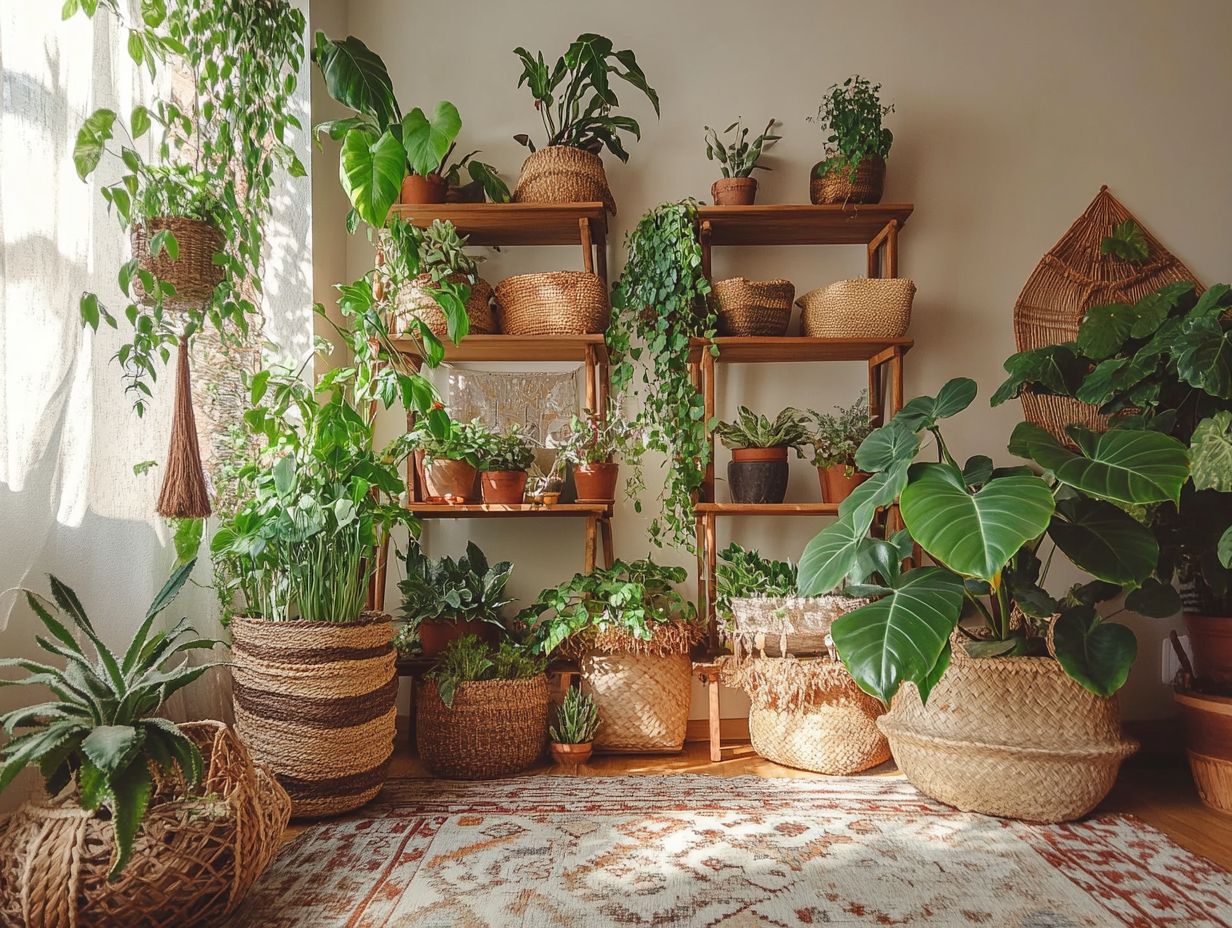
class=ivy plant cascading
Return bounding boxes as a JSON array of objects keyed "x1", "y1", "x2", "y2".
[{"x1": 796, "y1": 378, "x2": 1190, "y2": 705}]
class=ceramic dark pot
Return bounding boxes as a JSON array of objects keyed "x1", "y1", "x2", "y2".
[{"x1": 728, "y1": 447, "x2": 789, "y2": 504}]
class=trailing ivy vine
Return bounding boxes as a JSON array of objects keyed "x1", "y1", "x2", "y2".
[{"x1": 609, "y1": 200, "x2": 716, "y2": 550}]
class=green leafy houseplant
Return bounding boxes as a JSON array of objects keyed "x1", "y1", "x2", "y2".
[
  {"x1": 555, "y1": 400, "x2": 643, "y2": 468},
  {"x1": 427, "y1": 635, "x2": 547, "y2": 708},
  {"x1": 715, "y1": 406, "x2": 811, "y2": 452},
  {"x1": 609, "y1": 200, "x2": 716, "y2": 548},
  {"x1": 808, "y1": 75, "x2": 894, "y2": 179},
  {"x1": 512, "y1": 33, "x2": 659, "y2": 159},
  {"x1": 715, "y1": 543, "x2": 797, "y2": 624},
  {"x1": 408, "y1": 416, "x2": 489, "y2": 468},
  {"x1": 398, "y1": 542, "x2": 514, "y2": 639},
  {"x1": 550, "y1": 688, "x2": 600, "y2": 744},
  {"x1": 474, "y1": 425, "x2": 536, "y2": 473},
  {"x1": 382, "y1": 217, "x2": 477, "y2": 343},
  {"x1": 807, "y1": 394, "x2": 876, "y2": 471},
  {"x1": 704, "y1": 118, "x2": 781, "y2": 178},
  {"x1": 796, "y1": 377, "x2": 1190, "y2": 704},
  {"x1": 0, "y1": 563, "x2": 216, "y2": 877}
]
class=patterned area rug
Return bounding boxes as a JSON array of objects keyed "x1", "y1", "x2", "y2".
[{"x1": 228, "y1": 775, "x2": 1232, "y2": 927}]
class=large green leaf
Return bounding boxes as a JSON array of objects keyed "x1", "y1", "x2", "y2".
[
  {"x1": 1124, "y1": 578, "x2": 1182, "y2": 618},
  {"x1": 1047, "y1": 497, "x2": 1157, "y2": 586},
  {"x1": 1176, "y1": 327, "x2": 1232, "y2": 399},
  {"x1": 73, "y1": 108, "x2": 116, "y2": 179},
  {"x1": 1076, "y1": 300, "x2": 1173, "y2": 360},
  {"x1": 854, "y1": 423, "x2": 918, "y2": 473},
  {"x1": 1190, "y1": 411, "x2": 1232, "y2": 492},
  {"x1": 797, "y1": 512, "x2": 868, "y2": 596},
  {"x1": 991, "y1": 345, "x2": 1086, "y2": 406},
  {"x1": 82, "y1": 725, "x2": 145, "y2": 776},
  {"x1": 1009, "y1": 422, "x2": 1189, "y2": 505},
  {"x1": 837, "y1": 461, "x2": 910, "y2": 521},
  {"x1": 339, "y1": 128, "x2": 404, "y2": 228},
  {"x1": 899, "y1": 464, "x2": 1054, "y2": 581},
  {"x1": 1051, "y1": 607, "x2": 1136, "y2": 697},
  {"x1": 893, "y1": 378, "x2": 977, "y2": 431},
  {"x1": 831, "y1": 567, "x2": 965, "y2": 705},
  {"x1": 401, "y1": 101, "x2": 461, "y2": 177},
  {"x1": 312, "y1": 32, "x2": 399, "y2": 127}
]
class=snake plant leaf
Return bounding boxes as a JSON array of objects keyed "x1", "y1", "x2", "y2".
[
  {"x1": 1051, "y1": 606, "x2": 1136, "y2": 697},
  {"x1": 312, "y1": 32, "x2": 399, "y2": 128},
  {"x1": 797, "y1": 511, "x2": 869, "y2": 596},
  {"x1": 339, "y1": 128, "x2": 403, "y2": 229},
  {"x1": 1176, "y1": 326, "x2": 1232, "y2": 399},
  {"x1": 830, "y1": 567, "x2": 965, "y2": 705},
  {"x1": 401, "y1": 101, "x2": 461, "y2": 177},
  {"x1": 991, "y1": 345, "x2": 1087, "y2": 406},
  {"x1": 1009, "y1": 422, "x2": 1189, "y2": 506},
  {"x1": 1047, "y1": 497, "x2": 1157, "y2": 586},
  {"x1": 1190, "y1": 412, "x2": 1232, "y2": 492},
  {"x1": 1124, "y1": 578, "x2": 1182, "y2": 618},
  {"x1": 854, "y1": 422, "x2": 919, "y2": 473},
  {"x1": 899, "y1": 464, "x2": 1055, "y2": 581}
]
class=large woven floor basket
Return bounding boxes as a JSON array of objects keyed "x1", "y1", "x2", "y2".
[
  {"x1": 580, "y1": 648, "x2": 693, "y2": 753},
  {"x1": 879, "y1": 645, "x2": 1138, "y2": 822},
  {"x1": 0, "y1": 721, "x2": 289, "y2": 928},
  {"x1": 728, "y1": 594, "x2": 869, "y2": 659},
  {"x1": 797, "y1": 278, "x2": 915, "y2": 338},
  {"x1": 130, "y1": 217, "x2": 225, "y2": 309},
  {"x1": 495, "y1": 271, "x2": 610, "y2": 336},
  {"x1": 395, "y1": 273, "x2": 497, "y2": 338},
  {"x1": 1013, "y1": 186, "x2": 1202, "y2": 441},
  {"x1": 512, "y1": 145, "x2": 616, "y2": 214},
  {"x1": 416, "y1": 676, "x2": 550, "y2": 779},
  {"x1": 809, "y1": 156, "x2": 885, "y2": 205},
  {"x1": 713, "y1": 277, "x2": 794, "y2": 336},
  {"x1": 231, "y1": 613, "x2": 397, "y2": 819}
]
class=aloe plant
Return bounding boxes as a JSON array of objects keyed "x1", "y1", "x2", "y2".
[
  {"x1": 0, "y1": 562, "x2": 218, "y2": 878},
  {"x1": 550, "y1": 688, "x2": 600, "y2": 744}
]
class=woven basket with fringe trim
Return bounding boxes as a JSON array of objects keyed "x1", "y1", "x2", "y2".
[
  {"x1": 230, "y1": 613, "x2": 397, "y2": 819},
  {"x1": 394, "y1": 273, "x2": 497, "y2": 338},
  {"x1": 495, "y1": 271, "x2": 610, "y2": 336},
  {"x1": 878, "y1": 633, "x2": 1138, "y2": 822},
  {"x1": 512, "y1": 145, "x2": 616, "y2": 214},
  {"x1": 727, "y1": 595, "x2": 869, "y2": 659},
  {"x1": 721, "y1": 656, "x2": 890, "y2": 775},
  {"x1": 130, "y1": 217, "x2": 224, "y2": 309},
  {"x1": 713, "y1": 277, "x2": 794, "y2": 336},
  {"x1": 0, "y1": 721, "x2": 289, "y2": 928},
  {"x1": 1014, "y1": 186, "x2": 1202, "y2": 442},
  {"x1": 415, "y1": 676, "x2": 549, "y2": 779},
  {"x1": 797, "y1": 278, "x2": 915, "y2": 338},
  {"x1": 809, "y1": 156, "x2": 885, "y2": 205}
]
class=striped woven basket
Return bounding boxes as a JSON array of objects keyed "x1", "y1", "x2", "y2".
[
  {"x1": 416, "y1": 676, "x2": 549, "y2": 779},
  {"x1": 495, "y1": 271, "x2": 610, "y2": 336},
  {"x1": 130, "y1": 217, "x2": 224, "y2": 309},
  {"x1": 809, "y1": 156, "x2": 885, "y2": 205},
  {"x1": 394, "y1": 273, "x2": 497, "y2": 339},
  {"x1": 713, "y1": 277, "x2": 794, "y2": 336},
  {"x1": 230, "y1": 613, "x2": 397, "y2": 819},
  {"x1": 797, "y1": 278, "x2": 915, "y2": 338},
  {"x1": 512, "y1": 145, "x2": 616, "y2": 214}
]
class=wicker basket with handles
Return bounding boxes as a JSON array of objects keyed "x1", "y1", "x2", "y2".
[
  {"x1": 713, "y1": 277, "x2": 794, "y2": 336},
  {"x1": 797, "y1": 277, "x2": 915, "y2": 338}
]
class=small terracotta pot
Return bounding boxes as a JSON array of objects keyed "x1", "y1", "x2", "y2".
[
  {"x1": 423, "y1": 457, "x2": 478, "y2": 503},
  {"x1": 573, "y1": 461, "x2": 619, "y2": 502},
  {"x1": 729, "y1": 447, "x2": 789, "y2": 504},
  {"x1": 1184, "y1": 614, "x2": 1232, "y2": 686},
  {"x1": 418, "y1": 617, "x2": 498, "y2": 659},
  {"x1": 400, "y1": 173, "x2": 448, "y2": 204},
  {"x1": 711, "y1": 176, "x2": 758, "y2": 206},
  {"x1": 731, "y1": 447, "x2": 789, "y2": 464},
  {"x1": 481, "y1": 470, "x2": 528, "y2": 505},
  {"x1": 550, "y1": 741, "x2": 593, "y2": 770},
  {"x1": 818, "y1": 464, "x2": 870, "y2": 503}
]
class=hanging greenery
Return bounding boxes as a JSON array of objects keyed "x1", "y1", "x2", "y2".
[{"x1": 609, "y1": 200, "x2": 716, "y2": 549}]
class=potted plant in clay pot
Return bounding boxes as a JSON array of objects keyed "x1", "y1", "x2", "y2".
[
  {"x1": 807, "y1": 75, "x2": 894, "y2": 205},
  {"x1": 704, "y1": 117, "x2": 781, "y2": 205},
  {"x1": 807, "y1": 392, "x2": 876, "y2": 503},
  {"x1": 549, "y1": 687, "x2": 601, "y2": 773},
  {"x1": 554, "y1": 398, "x2": 643, "y2": 504},
  {"x1": 512, "y1": 33, "x2": 659, "y2": 214},
  {"x1": 798, "y1": 377, "x2": 1189, "y2": 822},
  {"x1": 398, "y1": 541, "x2": 514, "y2": 658},
  {"x1": 715, "y1": 406, "x2": 811, "y2": 504},
  {"x1": 0, "y1": 566, "x2": 289, "y2": 927},
  {"x1": 475, "y1": 424, "x2": 537, "y2": 504},
  {"x1": 409, "y1": 414, "x2": 487, "y2": 503}
]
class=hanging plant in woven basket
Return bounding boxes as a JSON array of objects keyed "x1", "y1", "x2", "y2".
[{"x1": 1011, "y1": 186, "x2": 1202, "y2": 441}]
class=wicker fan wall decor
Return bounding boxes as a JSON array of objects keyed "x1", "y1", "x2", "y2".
[{"x1": 1012, "y1": 186, "x2": 1202, "y2": 439}]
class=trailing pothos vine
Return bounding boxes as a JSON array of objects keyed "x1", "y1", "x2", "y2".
[{"x1": 609, "y1": 200, "x2": 716, "y2": 549}]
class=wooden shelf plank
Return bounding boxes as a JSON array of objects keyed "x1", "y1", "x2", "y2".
[
  {"x1": 391, "y1": 334, "x2": 609, "y2": 363},
  {"x1": 695, "y1": 502, "x2": 839, "y2": 516},
  {"x1": 408, "y1": 502, "x2": 611, "y2": 518},
  {"x1": 696, "y1": 204, "x2": 913, "y2": 246},
  {"x1": 689, "y1": 336, "x2": 912, "y2": 363},
  {"x1": 387, "y1": 202, "x2": 608, "y2": 246}
]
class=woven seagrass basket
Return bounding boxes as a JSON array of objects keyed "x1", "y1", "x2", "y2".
[
  {"x1": 797, "y1": 278, "x2": 915, "y2": 338},
  {"x1": 130, "y1": 217, "x2": 225, "y2": 309},
  {"x1": 1013, "y1": 186, "x2": 1202, "y2": 442},
  {"x1": 512, "y1": 145, "x2": 616, "y2": 214},
  {"x1": 495, "y1": 271, "x2": 610, "y2": 336},
  {"x1": 231, "y1": 613, "x2": 397, "y2": 819},
  {"x1": 0, "y1": 721, "x2": 289, "y2": 928},
  {"x1": 809, "y1": 156, "x2": 885, "y2": 205},
  {"x1": 394, "y1": 273, "x2": 497, "y2": 338},
  {"x1": 416, "y1": 676, "x2": 550, "y2": 779},
  {"x1": 879, "y1": 636, "x2": 1138, "y2": 822},
  {"x1": 727, "y1": 595, "x2": 869, "y2": 658},
  {"x1": 713, "y1": 277, "x2": 794, "y2": 336}
]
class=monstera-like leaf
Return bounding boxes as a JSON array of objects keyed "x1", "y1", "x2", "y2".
[
  {"x1": 1047, "y1": 497, "x2": 1158, "y2": 586},
  {"x1": 797, "y1": 511, "x2": 869, "y2": 597},
  {"x1": 853, "y1": 422, "x2": 919, "y2": 473},
  {"x1": 401, "y1": 101, "x2": 461, "y2": 177},
  {"x1": 313, "y1": 31, "x2": 400, "y2": 128},
  {"x1": 1190, "y1": 412, "x2": 1232, "y2": 492},
  {"x1": 1051, "y1": 606, "x2": 1137, "y2": 697},
  {"x1": 990, "y1": 345, "x2": 1088, "y2": 406},
  {"x1": 339, "y1": 128, "x2": 404, "y2": 228}
]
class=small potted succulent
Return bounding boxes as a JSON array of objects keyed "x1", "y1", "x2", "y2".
[
  {"x1": 703, "y1": 117, "x2": 781, "y2": 205},
  {"x1": 715, "y1": 406, "x2": 811, "y2": 504},
  {"x1": 549, "y1": 687, "x2": 601, "y2": 772},
  {"x1": 807, "y1": 75, "x2": 894, "y2": 204},
  {"x1": 554, "y1": 399, "x2": 643, "y2": 503},
  {"x1": 398, "y1": 541, "x2": 514, "y2": 658},
  {"x1": 476, "y1": 424, "x2": 537, "y2": 505},
  {"x1": 410, "y1": 414, "x2": 487, "y2": 503},
  {"x1": 807, "y1": 393, "x2": 876, "y2": 503}
]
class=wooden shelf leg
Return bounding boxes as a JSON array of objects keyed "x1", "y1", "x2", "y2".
[
  {"x1": 694, "y1": 665, "x2": 722, "y2": 763},
  {"x1": 584, "y1": 514, "x2": 597, "y2": 573},
  {"x1": 705, "y1": 513, "x2": 718, "y2": 654},
  {"x1": 579, "y1": 218, "x2": 595, "y2": 275},
  {"x1": 584, "y1": 345, "x2": 598, "y2": 414},
  {"x1": 868, "y1": 357, "x2": 886, "y2": 426},
  {"x1": 600, "y1": 517, "x2": 614, "y2": 568},
  {"x1": 886, "y1": 220, "x2": 899, "y2": 279},
  {"x1": 594, "y1": 228, "x2": 608, "y2": 288},
  {"x1": 699, "y1": 219, "x2": 713, "y2": 284},
  {"x1": 891, "y1": 346, "x2": 905, "y2": 415}
]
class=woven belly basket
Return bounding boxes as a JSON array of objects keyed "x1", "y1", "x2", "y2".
[{"x1": 416, "y1": 676, "x2": 550, "y2": 779}]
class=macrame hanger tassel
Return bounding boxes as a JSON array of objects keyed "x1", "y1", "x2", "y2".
[{"x1": 157, "y1": 336, "x2": 211, "y2": 518}]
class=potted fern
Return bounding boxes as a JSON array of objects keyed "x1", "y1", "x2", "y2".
[
  {"x1": 704, "y1": 117, "x2": 781, "y2": 205},
  {"x1": 549, "y1": 688, "x2": 600, "y2": 771},
  {"x1": 715, "y1": 406, "x2": 812, "y2": 504},
  {"x1": 807, "y1": 393, "x2": 876, "y2": 502}
]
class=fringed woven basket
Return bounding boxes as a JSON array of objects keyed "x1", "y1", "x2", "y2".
[
  {"x1": 416, "y1": 676, "x2": 549, "y2": 779},
  {"x1": 1013, "y1": 186, "x2": 1202, "y2": 441},
  {"x1": 0, "y1": 722, "x2": 289, "y2": 928},
  {"x1": 495, "y1": 271, "x2": 610, "y2": 336},
  {"x1": 721, "y1": 656, "x2": 890, "y2": 775},
  {"x1": 727, "y1": 595, "x2": 869, "y2": 659},
  {"x1": 797, "y1": 278, "x2": 915, "y2": 338},
  {"x1": 879, "y1": 635, "x2": 1138, "y2": 822},
  {"x1": 231, "y1": 613, "x2": 397, "y2": 819},
  {"x1": 809, "y1": 156, "x2": 885, "y2": 205},
  {"x1": 512, "y1": 146, "x2": 616, "y2": 214},
  {"x1": 130, "y1": 217, "x2": 225, "y2": 309},
  {"x1": 713, "y1": 277, "x2": 794, "y2": 336},
  {"x1": 394, "y1": 274, "x2": 497, "y2": 338}
]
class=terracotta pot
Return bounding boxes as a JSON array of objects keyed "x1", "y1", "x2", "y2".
[
  {"x1": 400, "y1": 173, "x2": 448, "y2": 204},
  {"x1": 417, "y1": 617, "x2": 498, "y2": 659},
  {"x1": 423, "y1": 457, "x2": 479, "y2": 503},
  {"x1": 1184, "y1": 614, "x2": 1232, "y2": 686},
  {"x1": 481, "y1": 470, "x2": 528, "y2": 505},
  {"x1": 728, "y1": 447, "x2": 789, "y2": 505},
  {"x1": 809, "y1": 155, "x2": 886, "y2": 205},
  {"x1": 573, "y1": 461, "x2": 620, "y2": 502},
  {"x1": 1175, "y1": 688, "x2": 1232, "y2": 814},
  {"x1": 550, "y1": 741, "x2": 594, "y2": 770},
  {"x1": 818, "y1": 464, "x2": 870, "y2": 503},
  {"x1": 711, "y1": 176, "x2": 758, "y2": 206}
]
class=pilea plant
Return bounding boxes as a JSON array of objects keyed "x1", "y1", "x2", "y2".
[
  {"x1": 808, "y1": 75, "x2": 894, "y2": 179},
  {"x1": 703, "y1": 118, "x2": 781, "y2": 178},
  {"x1": 609, "y1": 200, "x2": 715, "y2": 549}
]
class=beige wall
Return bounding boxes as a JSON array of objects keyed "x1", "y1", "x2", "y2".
[{"x1": 318, "y1": 0, "x2": 1232, "y2": 721}]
